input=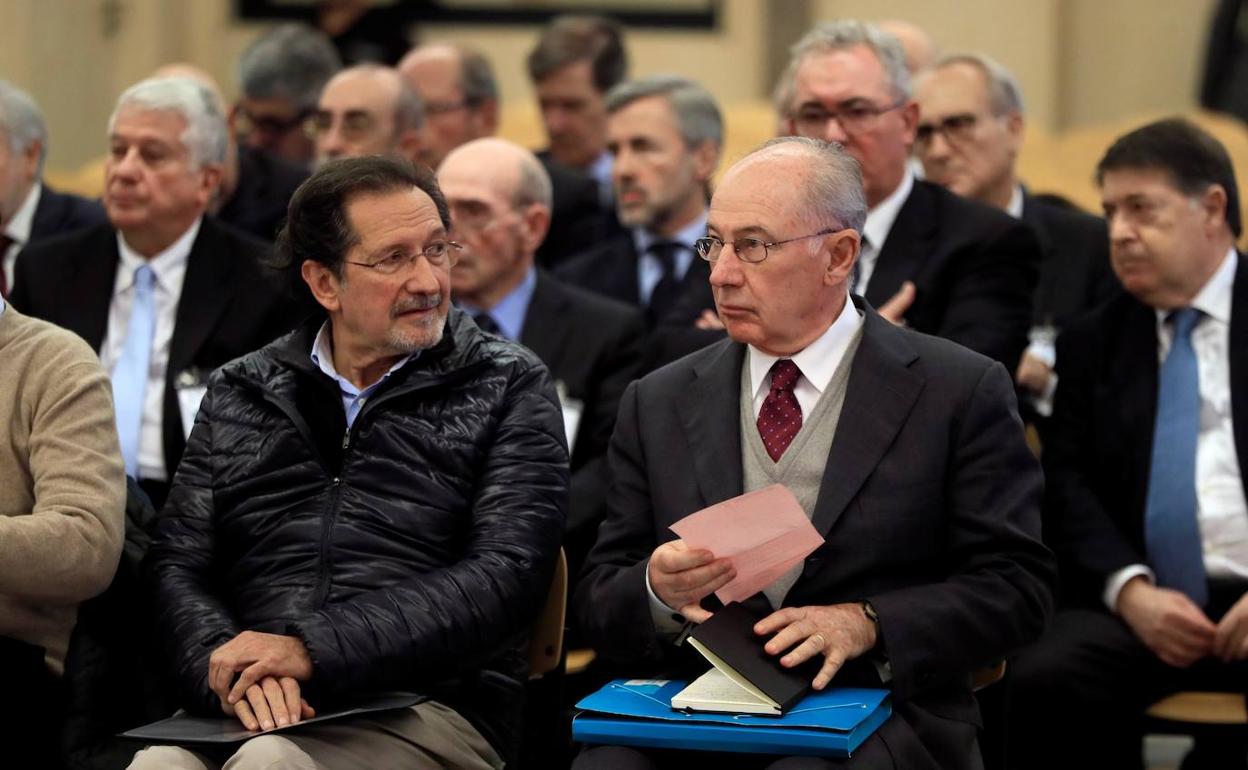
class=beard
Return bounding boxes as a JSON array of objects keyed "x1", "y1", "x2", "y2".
[{"x1": 386, "y1": 292, "x2": 448, "y2": 352}]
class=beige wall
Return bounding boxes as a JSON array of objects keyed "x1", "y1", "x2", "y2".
[{"x1": 0, "y1": 0, "x2": 1228, "y2": 175}]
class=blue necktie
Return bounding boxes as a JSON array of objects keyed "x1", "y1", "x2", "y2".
[
  {"x1": 1144, "y1": 308, "x2": 1207, "y2": 606},
  {"x1": 112, "y1": 264, "x2": 156, "y2": 478}
]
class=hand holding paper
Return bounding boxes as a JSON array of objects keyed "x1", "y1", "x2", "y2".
[
  {"x1": 648, "y1": 540, "x2": 737, "y2": 622},
  {"x1": 670, "y1": 485, "x2": 824, "y2": 605}
]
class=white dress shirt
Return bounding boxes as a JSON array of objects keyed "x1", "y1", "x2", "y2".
[
  {"x1": 856, "y1": 170, "x2": 914, "y2": 295},
  {"x1": 646, "y1": 294, "x2": 865, "y2": 631},
  {"x1": 3, "y1": 183, "x2": 41, "y2": 291},
  {"x1": 1105, "y1": 249, "x2": 1248, "y2": 610},
  {"x1": 100, "y1": 218, "x2": 201, "y2": 481}
]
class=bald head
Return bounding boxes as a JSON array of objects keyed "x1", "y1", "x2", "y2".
[
  {"x1": 437, "y1": 138, "x2": 551, "y2": 309},
  {"x1": 400, "y1": 44, "x2": 499, "y2": 169},
  {"x1": 878, "y1": 20, "x2": 938, "y2": 74},
  {"x1": 313, "y1": 64, "x2": 423, "y2": 166}
]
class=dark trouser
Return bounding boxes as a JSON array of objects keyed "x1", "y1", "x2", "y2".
[
  {"x1": 0, "y1": 635, "x2": 61, "y2": 768},
  {"x1": 1008, "y1": 601, "x2": 1248, "y2": 770}
]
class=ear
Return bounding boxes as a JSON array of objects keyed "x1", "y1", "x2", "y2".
[
  {"x1": 196, "y1": 162, "x2": 224, "y2": 205},
  {"x1": 399, "y1": 129, "x2": 422, "y2": 165},
  {"x1": 19, "y1": 139, "x2": 41, "y2": 183},
  {"x1": 690, "y1": 140, "x2": 719, "y2": 182},
  {"x1": 1201, "y1": 184, "x2": 1230, "y2": 232},
  {"x1": 476, "y1": 98, "x2": 500, "y2": 136},
  {"x1": 898, "y1": 100, "x2": 920, "y2": 146},
  {"x1": 226, "y1": 104, "x2": 240, "y2": 136},
  {"x1": 301, "y1": 259, "x2": 343, "y2": 314},
  {"x1": 1003, "y1": 111, "x2": 1025, "y2": 156},
  {"x1": 520, "y1": 203, "x2": 551, "y2": 256},
  {"x1": 823, "y1": 229, "x2": 860, "y2": 287}
]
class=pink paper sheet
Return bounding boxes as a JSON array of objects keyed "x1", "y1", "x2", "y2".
[{"x1": 669, "y1": 484, "x2": 825, "y2": 604}]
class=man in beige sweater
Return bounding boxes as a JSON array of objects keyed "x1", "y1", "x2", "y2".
[{"x1": 0, "y1": 297, "x2": 126, "y2": 760}]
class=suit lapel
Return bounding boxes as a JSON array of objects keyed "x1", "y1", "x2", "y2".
[
  {"x1": 65, "y1": 227, "x2": 120, "y2": 352},
  {"x1": 519, "y1": 271, "x2": 572, "y2": 368},
  {"x1": 811, "y1": 304, "x2": 923, "y2": 537},
  {"x1": 1231, "y1": 255, "x2": 1248, "y2": 502},
  {"x1": 864, "y1": 182, "x2": 935, "y2": 306},
  {"x1": 677, "y1": 340, "x2": 746, "y2": 508},
  {"x1": 1114, "y1": 298, "x2": 1160, "y2": 517},
  {"x1": 168, "y1": 219, "x2": 233, "y2": 377}
]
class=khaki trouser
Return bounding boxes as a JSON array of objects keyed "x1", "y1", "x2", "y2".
[{"x1": 127, "y1": 700, "x2": 503, "y2": 770}]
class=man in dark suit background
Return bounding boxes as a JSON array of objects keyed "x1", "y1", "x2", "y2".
[
  {"x1": 574, "y1": 136, "x2": 1053, "y2": 769},
  {"x1": 0, "y1": 80, "x2": 106, "y2": 297},
  {"x1": 779, "y1": 21, "x2": 1040, "y2": 371},
  {"x1": 912, "y1": 53, "x2": 1118, "y2": 417},
  {"x1": 437, "y1": 136, "x2": 643, "y2": 584},
  {"x1": 556, "y1": 75, "x2": 721, "y2": 329},
  {"x1": 11, "y1": 76, "x2": 295, "y2": 509},
  {"x1": 1008, "y1": 119, "x2": 1248, "y2": 770}
]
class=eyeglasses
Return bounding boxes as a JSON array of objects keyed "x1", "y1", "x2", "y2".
[
  {"x1": 304, "y1": 110, "x2": 379, "y2": 142},
  {"x1": 914, "y1": 113, "x2": 980, "y2": 151},
  {"x1": 345, "y1": 240, "x2": 463, "y2": 274},
  {"x1": 694, "y1": 229, "x2": 839, "y2": 264},
  {"x1": 792, "y1": 100, "x2": 904, "y2": 136},
  {"x1": 235, "y1": 106, "x2": 314, "y2": 139}
]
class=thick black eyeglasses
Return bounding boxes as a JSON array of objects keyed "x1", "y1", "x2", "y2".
[
  {"x1": 914, "y1": 113, "x2": 980, "y2": 151},
  {"x1": 694, "y1": 229, "x2": 839, "y2": 264},
  {"x1": 345, "y1": 240, "x2": 463, "y2": 274}
]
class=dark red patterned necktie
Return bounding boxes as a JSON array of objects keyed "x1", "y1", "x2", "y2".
[{"x1": 757, "y1": 359, "x2": 803, "y2": 462}]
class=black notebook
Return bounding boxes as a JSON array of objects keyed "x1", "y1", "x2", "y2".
[{"x1": 676, "y1": 602, "x2": 817, "y2": 716}]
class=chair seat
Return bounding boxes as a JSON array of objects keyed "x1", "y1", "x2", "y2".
[{"x1": 1146, "y1": 691, "x2": 1248, "y2": 725}]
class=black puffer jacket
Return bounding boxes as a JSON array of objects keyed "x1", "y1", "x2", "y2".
[{"x1": 144, "y1": 310, "x2": 568, "y2": 758}]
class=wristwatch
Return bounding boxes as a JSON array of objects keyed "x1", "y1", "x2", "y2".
[{"x1": 861, "y1": 600, "x2": 880, "y2": 626}]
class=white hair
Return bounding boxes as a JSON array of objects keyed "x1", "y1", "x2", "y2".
[{"x1": 110, "y1": 77, "x2": 227, "y2": 168}]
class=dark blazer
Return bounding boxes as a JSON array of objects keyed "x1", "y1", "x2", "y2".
[
  {"x1": 216, "y1": 146, "x2": 308, "y2": 242},
  {"x1": 554, "y1": 232, "x2": 715, "y2": 326},
  {"x1": 864, "y1": 180, "x2": 1041, "y2": 369},
  {"x1": 575, "y1": 298, "x2": 1054, "y2": 767},
  {"x1": 535, "y1": 152, "x2": 610, "y2": 270},
  {"x1": 1020, "y1": 191, "x2": 1119, "y2": 330},
  {"x1": 10, "y1": 217, "x2": 299, "y2": 478},
  {"x1": 519, "y1": 270, "x2": 644, "y2": 577},
  {"x1": 1043, "y1": 255, "x2": 1248, "y2": 606},
  {"x1": 29, "y1": 184, "x2": 107, "y2": 242}
]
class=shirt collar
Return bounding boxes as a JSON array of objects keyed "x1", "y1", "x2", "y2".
[
  {"x1": 456, "y1": 265, "x2": 538, "y2": 341},
  {"x1": 116, "y1": 216, "x2": 202, "y2": 291},
  {"x1": 5, "y1": 182, "x2": 41, "y2": 246},
  {"x1": 310, "y1": 320, "x2": 415, "y2": 396},
  {"x1": 1154, "y1": 247, "x2": 1238, "y2": 326},
  {"x1": 633, "y1": 211, "x2": 709, "y2": 256},
  {"x1": 748, "y1": 293, "x2": 864, "y2": 401},
  {"x1": 589, "y1": 151, "x2": 614, "y2": 189},
  {"x1": 1006, "y1": 185, "x2": 1025, "y2": 219},
  {"x1": 862, "y1": 168, "x2": 914, "y2": 251}
]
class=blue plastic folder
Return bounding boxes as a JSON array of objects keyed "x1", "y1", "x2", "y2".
[{"x1": 573, "y1": 679, "x2": 892, "y2": 757}]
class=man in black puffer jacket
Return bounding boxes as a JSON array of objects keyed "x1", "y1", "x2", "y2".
[{"x1": 130, "y1": 157, "x2": 568, "y2": 770}]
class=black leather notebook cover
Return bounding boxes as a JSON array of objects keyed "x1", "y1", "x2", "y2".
[{"x1": 687, "y1": 602, "x2": 817, "y2": 712}]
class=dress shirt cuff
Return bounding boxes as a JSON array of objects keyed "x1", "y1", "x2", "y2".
[
  {"x1": 1029, "y1": 371, "x2": 1059, "y2": 418},
  {"x1": 1104, "y1": 564, "x2": 1155, "y2": 613},
  {"x1": 1026, "y1": 332, "x2": 1057, "y2": 368},
  {"x1": 644, "y1": 559, "x2": 689, "y2": 637}
]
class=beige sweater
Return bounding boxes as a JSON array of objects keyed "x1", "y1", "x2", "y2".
[{"x1": 0, "y1": 305, "x2": 125, "y2": 673}]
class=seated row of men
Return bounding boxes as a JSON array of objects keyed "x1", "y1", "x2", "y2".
[{"x1": 1, "y1": 16, "x2": 1245, "y2": 770}]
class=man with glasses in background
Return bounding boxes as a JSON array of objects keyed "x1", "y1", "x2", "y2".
[
  {"x1": 778, "y1": 20, "x2": 1041, "y2": 370},
  {"x1": 913, "y1": 53, "x2": 1117, "y2": 418},
  {"x1": 235, "y1": 23, "x2": 342, "y2": 168},
  {"x1": 129, "y1": 156, "x2": 567, "y2": 770},
  {"x1": 310, "y1": 64, "x2": 423, "y2": 167},
  {"x1": 574, "y1": 136, "x2": 1053, "y2": 769}
]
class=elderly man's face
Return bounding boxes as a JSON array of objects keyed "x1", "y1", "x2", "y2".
[
  {"x1": 0, "y1": 129, "x2": 39, "y2": 225},
  {"x1": 608, "y1": 95, "x2": 712, "y2": 234},
  {"x1": 536, "y1": 60, "x2": 608, "y2": 169},
  {"x1": 314, "y1": 71, "x2": 402, "y2": 165},
  {"x1": 914, "y1": 63, "x2": 1021, "y2": 204},
  {"x1": 1101, "y1": 167, "x2": 1225, "y2": 310},
  {"x1": 235, "y1": 96, "x2": 316, "y2": 165},
  {"x1": 403, "y1": 53, "x2": 491, "y2": 170},
  {"x1": 788, "y1": 44, "x2": 917, "y2": 207},
  {"x1": 322, "y1": 188, "x2": 452, "y2": 355},
  {"x1": 105, "y1": 106, "x2": 216, "y2": 238},
  {"x1": 707, "y1": 153, "x2": 854, "y2": 356}
]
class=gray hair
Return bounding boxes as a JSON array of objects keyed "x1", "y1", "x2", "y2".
[
  {"x1": 110, "y1": 77, "x2": 227, "y2": 168},
  {"x1": 930, "y1": 52, "x2": 1025, "y2": 116},
  {"x1": 238, "y1": 23, "x2": 341, "y2": 111},
  {"x1": 776, "y1": 20, "x2": 911, "y2": 117},
  {"x1": 605, "y1": 75, "x2": 723, "y2": 149},
  {"x1": 459, "y1": 47, "x2": 499, "y2": 105},
  {"x1": 0, "y1": 81, "x2": 48, "y2": 176},
  {"x1": 514, "y1": 151, "x2": 553, "y2": 210},
  {"x1": 748, "y1": 136, "x2": 866, "y2": 234}
]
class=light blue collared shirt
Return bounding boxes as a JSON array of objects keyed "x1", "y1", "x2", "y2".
[
  {"x1": 310, "y1": 321, "x2": 415, "y2": 428},
  {"x1": 590, "y1": 151, "x2": 614, "y2": 206},
  {"x1": 457, "y1": 266, "x2": 538, "y2": 342},
  {"x1": 633, "y1": 213, "x2": 708, "y2": 306}
]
